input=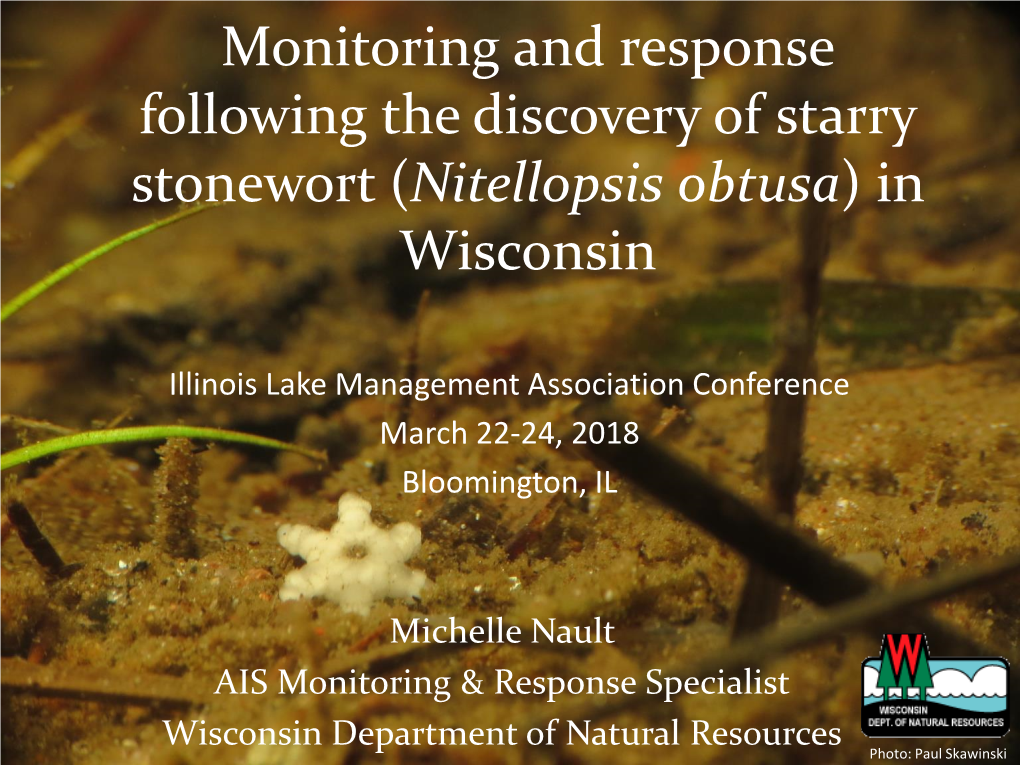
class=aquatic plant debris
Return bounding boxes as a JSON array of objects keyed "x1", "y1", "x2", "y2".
[
  {"x1": 153, "y1": 438, "x2": 201, "y2": 559},
  {"x1": 277, "y1": 493, "x2": 428, "y2": 615}
]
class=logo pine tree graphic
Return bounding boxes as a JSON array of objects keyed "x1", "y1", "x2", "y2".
[{"x1": 876, "y1": 634, "x2": 935, "y2": 701}]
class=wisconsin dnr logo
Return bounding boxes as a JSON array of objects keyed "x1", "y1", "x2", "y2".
[{"x1": 861, "y1": 634, "x2": 1009, "y2": 737}]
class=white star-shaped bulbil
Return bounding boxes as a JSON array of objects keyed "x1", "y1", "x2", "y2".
[{"x1": 277, "y1": 493, "x2": 428, "y2": 615}]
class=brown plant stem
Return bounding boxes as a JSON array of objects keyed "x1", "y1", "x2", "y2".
[
  {"x1": 5, "y1": 500, "x2": 77, "y2": 579},
  {"x1": 733, "y1": 131, "x2": 838, "y2": 636},
  {"x1": 1, "y1": 658, "x2": 200, "y2": 709}
]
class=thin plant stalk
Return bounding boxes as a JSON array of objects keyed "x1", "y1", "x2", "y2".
[
  {"x1": 1, "y1": 203, "x2": 219, "y2": 322},
  {"x1": 732, "y1": 132, "x2": 837, "y2": 636},
  {"x1": 1, "y1": 108, "x2": 90, "y2": 190},
  {"x1": 0, "y1": 426, "x2": 325, "y2": 471}
]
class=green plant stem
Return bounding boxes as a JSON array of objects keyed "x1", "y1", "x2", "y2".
[
  {"x1": 1, "y1": 203, "x2": 220, "y2": 323},
  {"x1": 0, "y1": 426, "x2": 325, "y2": 471}
]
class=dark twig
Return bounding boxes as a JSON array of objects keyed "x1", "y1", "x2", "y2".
[
  {"x1": 395, "y1": 290, "x2": 431, "y2": 432},
  {"x1": 767, "y1": 132, "x2": 837, "y2": 516},
  {"x1": 577, "y1": 411, "x2": 1019, "y2": 751},
  {"x1": 529, "y1": 552, "x2": 1020, "y2": 734},
  {"x1": 5, "y1": 500, "x2": 78, "y2": 579},
  {"x1": 579, "y1": 412, "x2": 1008, "y2": 652},
  {"x1": 0, "y1": 658, "x2": 200, "y2": 708},
  {"x1": 581, "y1": 411, "x2": 872, "y2": 604},
  {"x1": 733, "y1": 131, "x2": 838, "y2": 636}
]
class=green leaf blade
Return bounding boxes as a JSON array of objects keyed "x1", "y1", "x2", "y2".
[
  {"x1": 0, "y1": 425, "x2": 325, "y2": 471},
  {"x1": 1, "y1": 203, "x2": 220, "y2": 323}
]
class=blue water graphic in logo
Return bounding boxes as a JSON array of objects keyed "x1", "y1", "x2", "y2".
[{"x1": 863, "y1": 658, "x2": 1008, "y2": 714}]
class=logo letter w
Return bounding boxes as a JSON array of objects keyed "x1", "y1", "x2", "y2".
[{"x1": 886, "y1": 634, "x2": 924, "y2": 681}]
